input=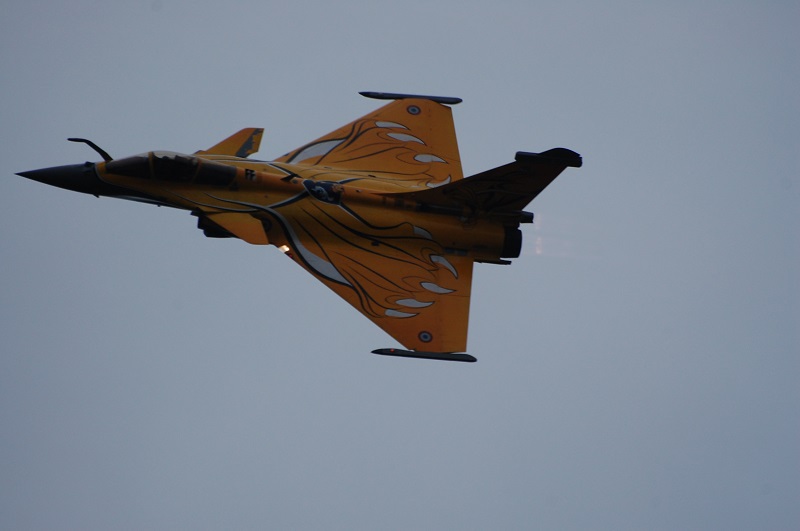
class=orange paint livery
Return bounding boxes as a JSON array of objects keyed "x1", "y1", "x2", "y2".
[{"x1": 17, "y1": 93, "x2": 582, "y2": 361}]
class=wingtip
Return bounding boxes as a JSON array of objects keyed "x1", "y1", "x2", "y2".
[
  {"x1": 359, "y1": 91, "x2": 463, "y2": 105},
  {"x1": 371, "y1": 348, "x2": 477, "y2": 362}
]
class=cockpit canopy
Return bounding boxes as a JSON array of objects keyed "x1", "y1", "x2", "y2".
[{"x1": 105, "y1": 151, "x2": 237, "y2": 186}]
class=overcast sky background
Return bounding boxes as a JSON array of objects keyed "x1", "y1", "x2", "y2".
[{"x1": 1, "y1": 1, "x2": 798, "y2": 529}]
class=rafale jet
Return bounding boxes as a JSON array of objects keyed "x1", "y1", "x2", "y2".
[{"x1": 17, "y1": 92, "x2": 581, "y2": 362}]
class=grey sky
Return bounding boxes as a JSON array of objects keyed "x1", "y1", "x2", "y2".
[{"x1": 1, "y1": 1, "x2": 797, "y2": 529}]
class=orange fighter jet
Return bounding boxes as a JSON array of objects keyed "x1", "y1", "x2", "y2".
[{"x1": 17, "y1": 92, "x2": 581, "y2": 362}]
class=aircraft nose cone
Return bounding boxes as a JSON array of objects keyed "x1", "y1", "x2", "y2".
[{"x1": 16, "y1": 162, "x2": 100, "y2": 194}]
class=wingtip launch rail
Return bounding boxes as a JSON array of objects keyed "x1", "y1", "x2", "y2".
[
  {"x1": 359, "y1": 91, "x2": 463, "y2": 105},
  {"x1": 372, "y1": 348, "x2": 477, "y2": 363}
]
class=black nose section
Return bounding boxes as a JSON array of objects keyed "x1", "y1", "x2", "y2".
[{"x1": 16, "y1": 162, "x2": 102, "y2": 195}]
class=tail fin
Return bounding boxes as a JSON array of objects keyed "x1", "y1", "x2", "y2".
[
  {"x1": 389, "y1": 148, "x2": 582, "y2": 216},
  {"x1": 196, "y1": 128, "x2": 264, "y2": 158}
]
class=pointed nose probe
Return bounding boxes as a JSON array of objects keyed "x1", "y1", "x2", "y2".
[{"x1": 16, "y1": 162, "x2": 102, "y2": 195}]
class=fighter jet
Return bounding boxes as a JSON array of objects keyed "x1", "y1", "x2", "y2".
[{"x1": 17, "y1": 92, "x2": 581, "y2": 362}]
